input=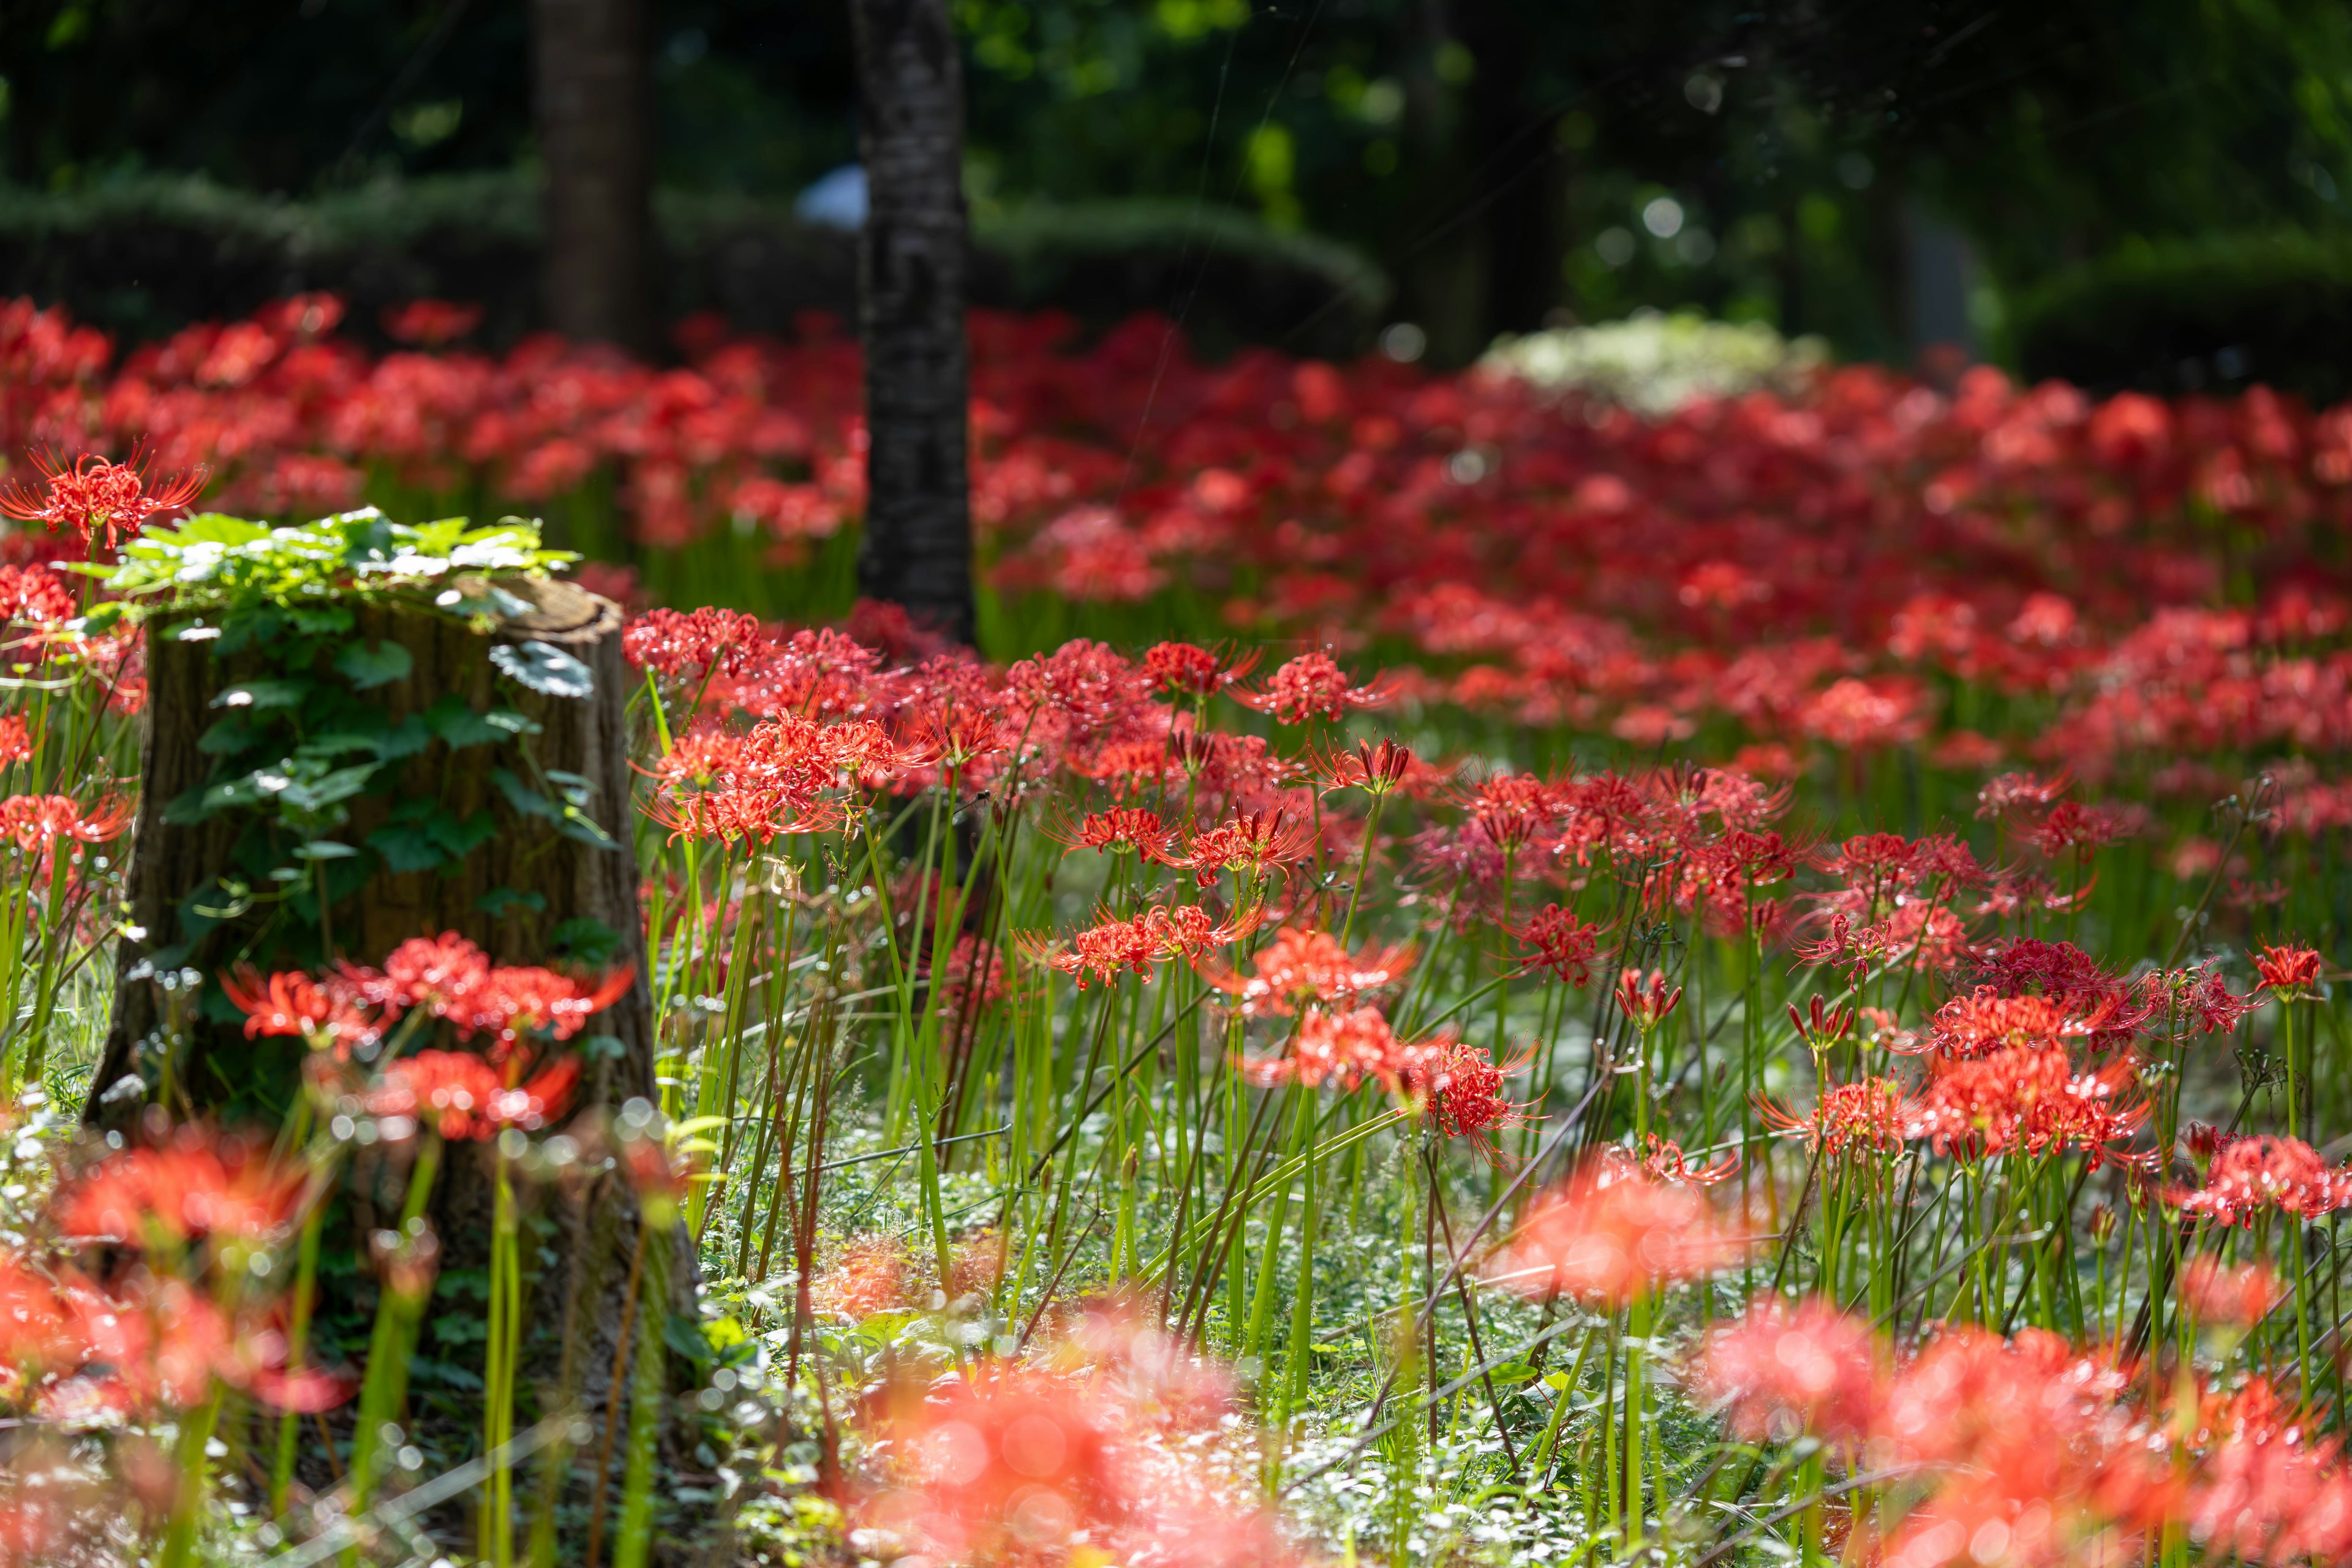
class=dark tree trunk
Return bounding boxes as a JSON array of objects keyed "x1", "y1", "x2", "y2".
[
  {"x1": 1454, "y1": 0, "x2": 1563, "y2": 340},
  {"x1": 851, "y1": 0, "x2": 976, "y2": 647},
  {"x1": 534, "y1": 0, "x2": 654, "y2": 353},
  {"x1": 86, "y1": 583, "x2": 723, "y2": 1561}
]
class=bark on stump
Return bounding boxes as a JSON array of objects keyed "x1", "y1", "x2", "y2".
[{"x1": 85, "y1": 580, "x2": 724, "y2": 1561}]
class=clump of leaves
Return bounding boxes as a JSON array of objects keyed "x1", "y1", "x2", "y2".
[{"x1": 81, "y1": 507, "x2": 578, "y2": 629}]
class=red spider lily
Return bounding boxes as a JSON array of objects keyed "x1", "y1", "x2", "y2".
[
  {"x1": 1468, "y1": 771, "x2": 1553, "y2": 853},
  {"x1": 2173, "y1": 1134, "x2": 2352, "y2": 1225},
  {"x1": 1876, "y1": 1327, "x2": 2171, "y2": 1568},
  {"x1": 0, "y1": 446, "x2": 206, "y2": 550},
  {"x1": 2032, "y1": 799, "x2": 2135, "y2": 858},
  {"x1": 0, "y1": 564, "x2": 76, "y2": 626},
  {"x1": 1976, "y1": 769, "x2": 2074, "y2": 821},
  {"x1": 1786, "y1": 993, "x2": 1853, "y2": 1049},
  {"x1": 1239, "y1": 1002, "x2": 1420, "y2": 1091},
  {"x1": 350, "y1": 932, "x2": 631, "y2": 1050},
  {"x1": 219, "y1": 965, "x2": 389, "y2": 1053},
  {"x1": 862, "y1": 1362, "x2": 1125, "y2": 1564},
  {"x1": 1925, "y1": 989, "x2": 2119, "y2": 1060},
  {"x1": 1310, "y1": 736, "x2": 1427, "y2": 797},
  {"x1": 1507, "y1": 903, "x2": 1603, "y2": 987},
  {"x1": 0, "y1": 792, "x2": 131, "y2": 852},
  {"x1": 381, "y1": 298, "x2": 483, "y2": 346},
  {"x1": 1167, "y1": 808, "x2": 1316, "y2": 888},
  {"x1": 0, "y1": 715, "x2": 32, "y2": 767},
  {"x1": 1401, "y1": 1037, "x2": 1536, "y2": 1159},
  {"x1": 2184, "y1": 1380, "x2": 2352, "y2": 1564},
  {"x1": 1907, "y1": 1044, "x2": 2144, "y2": 1167},
  {"x1": 620, "y1": 605, "x2": 771, "y2": 683},
  {"x1": 2178, "y1": 1256, "x2": 2282, "y2": 1329},
  {"x1": 1695, "y1": 1295, "x2": 1884, "y2": 1444},
  {"x1": 52, "y1": 1134, "x2": 307, "y2": 1248},
  {"x1": 2142, "y1": 963, "x2": 2256, "y2": 1037},
  {"x1": 1142, "y1": 639, "x2": 1257, "y2": 698},
  {"x1": 644, "y1": 781, "x2": 846, "y2": 843},
  {"x1": 1487, "y1": 1154, "x2": 1746, "y2": 1308},
  {"x1": 2251, "y1": 942, "x2": 2324, "y2": 997},
  {"x1": 1196, "y1": 923, "x2": 1412, "y2": 1016},
  {"x1": 1614, "y1": 967, "x2": 1683, "y2": 1029},
  {"x1": 1634, "y1": 1133, "x2": 1740, "y2": 1186},
  {"x1": 1023, "y1": 901, "x2": 1262, "y2": 990},
  {"x1": 1758, "y1": 1076, "x2": 1914, "y2": 1155},
  {"x1": 1235, "y1": 650, "x2": 1387, "y2": 724},
  {"x1": 1048, "y1": 805, "x2": 1176, "y2": 861},
  {"x1": 36, "y1": 1271, "x2": 347, "y2": 1419},
  {"x1": 809, "y1": 1234, "x2": 916, "y2": 1319},
  {"x1": 366, "y1": 1049, "x2": 581, "y2": 1140}
]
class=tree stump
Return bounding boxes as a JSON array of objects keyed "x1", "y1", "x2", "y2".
[{"x1": 84, "y1": 578, "x2": 725, "y2": 1561}]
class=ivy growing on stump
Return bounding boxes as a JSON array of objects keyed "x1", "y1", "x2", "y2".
[{"x1": 79, "y1": 508, "x2": 725, "y2": 1561}]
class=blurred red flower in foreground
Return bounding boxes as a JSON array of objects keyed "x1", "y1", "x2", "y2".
[
  {"x1": 1488, "y1": 1152, "x2": 1745, "y2": 1307},
  {"x1": 53, "y1": 1134, "x2": 306, "y2": 1249},
  {"x1": 1696, "y1": 1295, "x2": 1882, "y2": 1444}
]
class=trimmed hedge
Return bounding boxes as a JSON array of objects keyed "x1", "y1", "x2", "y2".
[
  {"x1": 2009, "y1": 231, "x2": 2352, "y2": 404},
  {"x1": 0, "y1": 174, "x2": 1391, "y2": 359}
]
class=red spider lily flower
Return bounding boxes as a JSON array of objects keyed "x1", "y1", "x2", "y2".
[
  {"x1": 40, "y1": 1272, "x2": 347, "y2": 1419},
  {"x1": 2185, "y1": 1380, "x2": 2352, "y2": 1564},
  {"x1": 1975, "y1": 769, "x2": 2073, "y2": 821},
  {"x1": 1786, "y1": 993, "x2": 1853, "y2": 1049},
  {"x1": 366, "y1": 1049, "x2": 581, "y2": 1140},
  {"x1": 2173, "y1": 1134, "x2": 2352, "y2": 1224},
  {"x1": 52, "y1": 1134, "x2": 308, "y2": 1248},
  {"x1": 1468, "y1": 771, "x2": 1553, "y2": 853},
  {"x1": 1925, "y1": 989, "x2": 2118, "y2": 1060},
  {"x1": 862, "y1": 1362, "x2": 1125, "y2": 1566},
  {"x1": 1635, "y1": 1133, "x2": 1740, "y2": 1186},
  {"x1": 620, "y1": 605, "x2": 771, "y2": 683},
  {"x1": 0, "y1": 793, "x2": 131, "y2": 852},
  {"x1": 1907, "y1": 1045, "x2": 2144, "y2": 1167},
  {"x1": 1614, "y1": 967, "x2": 1683, "y2": 1029},
  {"x1": 1236, "y1": 650, "x2": 1388, "y2": 724},
  {"x1": 0, "y1": 564, "x2": 77, "y2": 627},
  {"x1": 1049, "y1": 805, "x2": 1176, "y2": 861},
  {"x1": 645, "y1": 781, "x2": 847, "y2": 844},
  {"x1": 2178, "y1": 1256, "x2": 2282, "y2": 1329},
  {"x1": 1168, "y1": 808, "x2": 1316, "y2": 888},
  {"x1": 1142, "y1": 640, "x2": 1257, "y2": 698},
  {"x1": 381, "y1": 298, "x2": 483, "y2": 346},
  {"x1": 1310, "y1": 736, "x2": 1425, "y2": 797},
  {"x1": 2032, "y1": 799, "x2": 2135, "y2": 858},
  {"x1": 1026, "y1": 902, "x2": 1263, "y2": 990},
  {"x1": 1240, "y1": 1002, "x2": 1420, "y2": 1091},
  {"x1": 1197, "y1": 923, "x2": 1413, "y2": 1016},
  {"x1": 1487, "y1": 1154, "x2": 1746, "y2": 1308},
  {"x1": 1695, "y1": 1295, "x2": 1885, "y2": 1445},
  {"x1": 0, "y1": 447, "x2": 206, "y2": 550},
  {"x1": 1400, "y1": 1037, "x2": 1536, "y2": 1159},
  {"x1": 353, "y1": 933, "x2": 631, "y2": 1050},
  {"x1": 810, "y1": 1234, "x2": 916, "y2": 1319},
  {"x1": 1507, "y1": 903, "x2": 1604, "y2": 987},
  {"x1": 1758, "y1": 1077, "x2": 1914, "y2": 1156},
  {"x1": 0, "y1": 715, "x2": 32, "y2": 768},
  {"x1": 219, "y1": 965, "x2": 389, "y2": 1054},
  {"x1": 1876, "y1": 1327, "x2": 2170, "y2": 1568},
  {"x1": 2251, "y1": 942, "x2": 2324, "y2": 998}
]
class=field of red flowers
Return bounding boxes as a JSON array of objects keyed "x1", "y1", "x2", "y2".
[{"x1": 0, "y1": 293, "x2": 2346, "y2": 1567}]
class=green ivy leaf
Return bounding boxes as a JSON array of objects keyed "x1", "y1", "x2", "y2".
[
  {"x1": 478, "y1": 887, "x2": 549, "y2": 918},
  {"x1": 334, "y1": 638, "x2": 414, "y2": 690},
  {"x1": 364, "y1": 821, "x2": 447, "y2": 874},
  {"x1": 424, "y1": 696, "x2": 511, "y2": 749},
  {"x1": 291, "y1": 840, "x2": 361, "y2": 861},
  {"x1": 491, "y1": 767, "x2": 557, "y2": 820},
  {"x1": 211, "y1": 677, "x2": 313, "y2": 710},
  {"x1": 197, "y1": 714, "x2": 260, "y2": 756},
  {"x1": 278, "y1": 763, "x2": 377, "y2": 813},
  {"x1": 489, "y1": 639, "x2": 595, "y2": 699}
]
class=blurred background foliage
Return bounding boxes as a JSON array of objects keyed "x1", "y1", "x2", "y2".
[{"x1": 4, "y1": 0, "x2": 2352, "y2": 389}]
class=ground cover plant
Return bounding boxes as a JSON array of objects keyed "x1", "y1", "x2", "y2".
[{"x1": 0, "y1": 296, "x2": 2347, "y2": 1566}]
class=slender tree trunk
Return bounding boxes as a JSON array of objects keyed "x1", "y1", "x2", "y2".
[
  {"x1": 535, "y1": 0, "x2": 654, "y2": 352},
  {"x1": 851, "y1": 0, "x2": 976, "y2": 647}
]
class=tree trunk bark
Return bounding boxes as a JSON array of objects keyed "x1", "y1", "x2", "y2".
[
  {"x1": 535, "y1": 0, "x2": 654, "y2": 353},
  {"x1": 86, "y1": 582, "x2": 723, "y2": 1561},
  {"x1": 851, "y1": 0, "x2": 977, "y2": 647}
]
